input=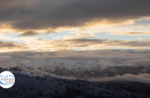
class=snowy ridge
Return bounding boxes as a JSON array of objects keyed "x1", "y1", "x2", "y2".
[
  {"x1": 1, "y1": 58, "x2": 150, "y2": 79},
  {"x1": 33, "y1": 58, "x2": 119, "y2": 72}
]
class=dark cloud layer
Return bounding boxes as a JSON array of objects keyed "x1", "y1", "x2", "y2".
[
  {"x1": 0, "y1": 41, "x2": 27, "y2": 52},
  {"x1": 19, "y1": 31, "x2": 39, "y2": 37},
  {"x1": 0, "y1": 0, "x2": 150, "y2": 31},
  {"x1": 65, "y1": 38, "x2": 150, "y2": 48},
  {"x1": 0, "y1": 41, "x2": 23, "y2": 48}
]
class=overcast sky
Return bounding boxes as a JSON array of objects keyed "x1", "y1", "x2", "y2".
[{"x1": 0, "y1": 0, "x2": 150, "y2": 57}]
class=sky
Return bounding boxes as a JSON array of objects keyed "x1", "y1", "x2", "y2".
[{"x1": 0, "y1": 0, "x2": 150, "y2": 55}]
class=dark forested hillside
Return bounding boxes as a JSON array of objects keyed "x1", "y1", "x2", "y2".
[{"x1": 0, "y1": 68, "x2": 150, "y2": 98}]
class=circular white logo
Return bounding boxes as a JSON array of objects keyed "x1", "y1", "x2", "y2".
[{"x1": 0, "y1": 71, "x2": 15, "y2": 89}]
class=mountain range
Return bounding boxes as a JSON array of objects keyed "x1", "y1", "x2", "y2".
[{"x1": 1, "y1": 58, "x2": 150, "y2": 79}]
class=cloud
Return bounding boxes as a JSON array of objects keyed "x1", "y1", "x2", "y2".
[
  {"x1": 0, "y1": 41, "x2": 23, "y2": 48},
  {"x1": 0, "y1": 55, "x2": 12, "y2": 59},
  {"x1": 53, "y1": 33, "x2": 95, "y2": 40},
  {"x1": 88, "y1": 74, "x2": 150, "y2": 83},
  {"x1": 1, "y1": 36, "x2": 150, "y2": 52},
  {"x1": 0, "y1": 41, "x2": 27, "y2": 52},
  {"x1": 19, "y1": 31, "x2": 39, "y2": 37},
  {"x1": 111, "y1": 32, "x2": 150, "y2": 35},
  {"x1": 61, "y1": 38, "x2": 150, "y2": 49},
  {"x1": 138, "y1": 38, "x2": 150, "y2": 41},
  {"x1": 0, "y1": 0, "x2": 150, "y2": 32},
  {"x1": 125, "y1": 59, "x2": 150, "y2": 66}
]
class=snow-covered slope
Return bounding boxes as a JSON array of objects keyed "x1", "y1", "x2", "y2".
[
  {"x1": 37, "y1": 59, "x2": 60, "y2": 72},
  {"x1": 22, "y1": 58, "x2": 122, "y2": 71},
  {"x1": 1, "y1": 70, "x2": 150, "y2": 98},
  {"x1": 72, "y1": 61, "x2": 98, "y2": 72}
]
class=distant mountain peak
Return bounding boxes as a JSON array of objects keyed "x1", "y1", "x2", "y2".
[
  {"x1": 45, "y1": 58, "x2": 53, "y2": 62},
  {"x1": 75, "y1": 61, "x2": 86, "y2": 65}
]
